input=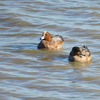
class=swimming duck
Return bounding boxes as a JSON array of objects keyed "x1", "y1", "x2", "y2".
[
  {"x1": 38, "y1": 31, "x2": 64, "y2": 49},
  {"x1": 68, "y1": 45, "x2": 91, "y2": 62}
]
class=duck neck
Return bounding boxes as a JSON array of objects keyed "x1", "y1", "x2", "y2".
[{"x1": 47, "y1": 36, "x2": 52, "y2": 41}]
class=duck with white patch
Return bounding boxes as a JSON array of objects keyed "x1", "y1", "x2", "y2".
[{"x1": 38, "y1": 31, "x2": 64, "y2": 50}]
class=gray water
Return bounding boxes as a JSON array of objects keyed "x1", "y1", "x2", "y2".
[{"x1": 0, "y1": 0, "x2": 100, "y2": 100}]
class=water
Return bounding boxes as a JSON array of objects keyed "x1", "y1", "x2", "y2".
[{"x1": 0, "y1": 0, "x2": 100, "y2": 100}]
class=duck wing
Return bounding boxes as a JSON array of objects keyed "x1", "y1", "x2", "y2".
[{"x1": 52, "y1": 35, "x2": 64, "y2": 42}]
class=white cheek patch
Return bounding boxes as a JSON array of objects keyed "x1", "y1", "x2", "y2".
[{"x1": 40, "y1": 36, "x2": 45, "y2": 40}]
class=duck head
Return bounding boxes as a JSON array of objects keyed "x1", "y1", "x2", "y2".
[
  {"x1": 40, "y1": 31, "x2": 52, "y2": 41},
  {"x1": 72, "y1": 47, "x2": 83, "y2": 56}
]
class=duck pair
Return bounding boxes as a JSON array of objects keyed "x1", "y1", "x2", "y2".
[{"x1": 38, "y1": 31, "x2": 91, "y2": 62}]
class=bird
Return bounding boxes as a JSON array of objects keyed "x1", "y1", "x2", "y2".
[
  {"x1": 38, "y1": 31, "x2": 64, "y2": 50},
  {"x1": 68, "y1": 45, "x2": 91, "y2": 62}
]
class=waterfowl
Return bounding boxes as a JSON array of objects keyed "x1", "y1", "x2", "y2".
[
  {"x1": 68, "y1": 45, "x2": 91, "y2": 62},
  {"x1": 38, "y1": 31, "x2": 64, "y2": 49}
]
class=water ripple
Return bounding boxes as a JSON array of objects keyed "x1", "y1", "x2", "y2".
[{"x1": 0, "y1": 0, "x2": 100, "y2": 100}]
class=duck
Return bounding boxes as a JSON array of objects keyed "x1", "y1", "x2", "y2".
[
  {"x1": 38, "y1": 31, "x2": 64, "y2": 49},
  {"x1": 68, "y1": 45, "x2": 91, "y2": 62}
]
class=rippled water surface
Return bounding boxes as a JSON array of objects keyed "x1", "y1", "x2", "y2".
[{"x1": 0, "y1": 0, "x2": 100, "y2": 100}]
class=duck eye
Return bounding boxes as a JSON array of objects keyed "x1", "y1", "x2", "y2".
[{"x1": 45, "y1": 34, "x2": 48, "y2": 36}]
